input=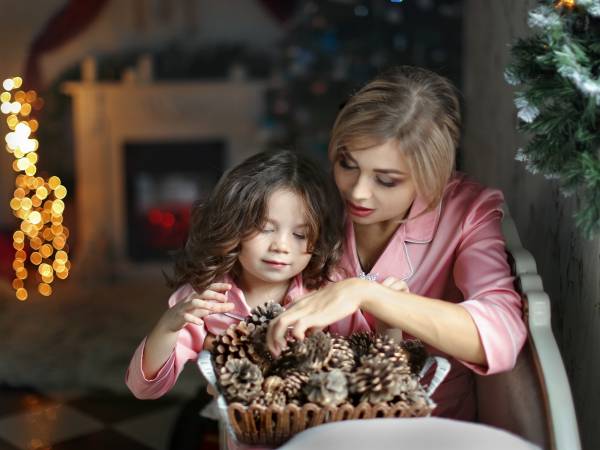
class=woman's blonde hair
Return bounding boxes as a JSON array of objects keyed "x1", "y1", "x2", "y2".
[{"x1": 329, "y1": 66, "x2": 460, "y2": 211}]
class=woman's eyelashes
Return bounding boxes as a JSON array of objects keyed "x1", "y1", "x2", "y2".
[
  {"x1": 339, "y1": 155, "x2": 400, "y2": 188},
  {"x1": 376, "y1": 176, "x2": 398, "y2": 188},
  {"x1": 338, "y1": 155, "x2": 357, "y2": 170}
]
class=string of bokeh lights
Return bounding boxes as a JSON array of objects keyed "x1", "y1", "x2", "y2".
[{"x1": 2, "y1": 76, "x2": 70, "y2": 300}]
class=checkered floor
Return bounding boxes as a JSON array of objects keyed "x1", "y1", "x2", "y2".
[{"x1": 0, "y1": 386, "x2": 220, "y2": 450}]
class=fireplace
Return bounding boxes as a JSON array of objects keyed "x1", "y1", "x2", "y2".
[
  {"x1": 64, "y1": 56, "x2": 266, "y2": 276},
  {"x1": 124, "y1": 140, "x2": 224, "y2": 261}
]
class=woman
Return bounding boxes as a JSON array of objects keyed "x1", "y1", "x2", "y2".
[{"x1": 266, "y1": 66, "x2": 527, "y2": 420}]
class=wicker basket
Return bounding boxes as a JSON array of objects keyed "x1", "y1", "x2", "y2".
[{"x1": 198, "y1": 351, "x2": 450, "y2": 447}]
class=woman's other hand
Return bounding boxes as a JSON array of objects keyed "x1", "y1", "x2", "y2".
[{"x1": 381, "y1": 276, "x2": 409, "y2": 293}]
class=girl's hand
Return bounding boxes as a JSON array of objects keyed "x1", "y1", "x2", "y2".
[
  {"x1": 266, "y1": 278, "x2": 366, "y2": 356},
  {"x1": 159, "y1": 283, "x2": 235, "y2": 333}
]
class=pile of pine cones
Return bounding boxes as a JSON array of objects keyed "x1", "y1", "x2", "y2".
[{"x1": 212, "y1": 302, "x2": 431, "y2": 410}]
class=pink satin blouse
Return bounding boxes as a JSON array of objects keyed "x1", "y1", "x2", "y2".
[{"x1": 338, "y1": 172, "x2": 527, "y2": 420}]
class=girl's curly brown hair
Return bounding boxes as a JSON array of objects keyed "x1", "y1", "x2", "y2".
[{"x1": 166, "y1": 149, "x2": 345, "y2": 293}]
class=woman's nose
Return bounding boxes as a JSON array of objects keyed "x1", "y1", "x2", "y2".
[{"x1": 350, "y1": 175, "x2": 372, "y2": 201}]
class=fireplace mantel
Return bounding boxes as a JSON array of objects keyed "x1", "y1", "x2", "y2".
[{"x1": 64, "y1": 69, "x2": 266, "y2": 277}]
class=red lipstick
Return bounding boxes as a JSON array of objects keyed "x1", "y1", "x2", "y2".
[{"x1": 346, "y1": 201, "x2": 375, "y2": 217}]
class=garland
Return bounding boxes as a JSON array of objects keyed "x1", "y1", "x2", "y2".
[{"x1": 505, "y1": 0, "x2": 600, "y2": 238}]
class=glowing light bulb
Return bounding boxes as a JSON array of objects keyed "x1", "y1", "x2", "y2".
[
  {"x1": 3, "y1": 79, "x2": 15, "y2": 91},
  {"x1": 28, "y1": 211, "x2": 41, "y2": 225},
  {"x1": 16, "y1": 157, "x2": 31, "y2": 171},
  {"x1": 15, "y1": 122, "x2": 31, "y2": 137},
  {"x1": 12, "y1": 77, "x2": 23, "y2": 88}
]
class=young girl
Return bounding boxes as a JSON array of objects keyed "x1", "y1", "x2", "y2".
[
  {"x1": 126, "y1": 149, "x2": 369, "y2": 400},
  {"x1": 267, "y1": 66, "x2": 528, "y2": 421}
]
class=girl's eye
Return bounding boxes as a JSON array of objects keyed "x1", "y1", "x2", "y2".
[
  {"x1": 293, "y1": 233, "x2": 306, "y2": 240},
  {"x1": 261, "y1": 227, "x2": 274, "y2": 233}
]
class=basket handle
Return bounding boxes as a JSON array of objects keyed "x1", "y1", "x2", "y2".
[
  {"x1": 418, "y1": 356, "x2": 451, "y2": 397},
  {"x1": 198, "y1": 351, "x2": 231, "y2": 422}
]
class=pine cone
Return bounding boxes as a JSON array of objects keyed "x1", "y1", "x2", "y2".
[
  {"x1": 349, "y1": 355, "x2": 404, "y2": 404},
  {"x1": 213, "y1": 322, "x2": 254, "y2": 367},
  {"x1": 251, "y1": 375, "x2": 287, "y2": 407},
  {"x1": 248, "y1": 323, "x2": 274, "y2": 369},
  {"x1": 247, "y1": 301, "x2": 285, "y2": 326},
  {"x1": 219, "y1": 359, "x2": 263, "y2": 404},
  {"x1": 304, "y1": 369, "x2": 348, "y2": 406},
  {"x1": 392, "y1": 372, "x2": 422, "y2": 401},
  {"x1": 272, "y1": 331, "x2": 332, "y2": 374},
  {"x1": 348, "y1": 332, "x2": 374, "y2": 361},
  {"x1": 400, "y1": 339, "x2": 428, "y2": 374},
  {"x1": 281, "y1": 370, "x2": 310, "y2": 402},
  {"x1": 369, "y1": 335, "x2": 410, "y2": 370},
  {"x1": 323, "y1": 337, "x2": 355, "y2": 373}
]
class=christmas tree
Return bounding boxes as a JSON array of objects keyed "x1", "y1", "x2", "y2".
[
  {"x1": 263, "y1": 0, "x2": 462, "y2": 161},
  {"x1": 505, "y1": 0, "x2": 600, "y2": 238}
]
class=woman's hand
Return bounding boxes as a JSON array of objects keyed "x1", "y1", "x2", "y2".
[
  {"x1": 266, "y1": 278, "x2": 367, "y2": 356},
  {"x1": 266, "y1": 277, "x2": 410, "y2": 357},
  {"x1": 158, "y1": 283, "x2": 235, "y2": 333}
]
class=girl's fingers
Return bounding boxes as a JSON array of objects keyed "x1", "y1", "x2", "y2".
[
  {"x1": 207, "y1": 283, "x2": 232, "y2": 293},
  {"x1": 183, "y1": 312, "x2": 204, "y2": 326},
  {"x1": 190, "y1": 300, "x2": 234, "y2": 315},
  {"x1": 199, "y1": 290, "x2": 229, "y2": 303},
  {"x1": 188, "y1": 298, "x2": 233, "y2": 309}
]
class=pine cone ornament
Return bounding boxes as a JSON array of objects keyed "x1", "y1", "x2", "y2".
[
  {"x1": 323, "y1": 337, "x2": 355, "y2": 373},
  {"x1": 219, "y1": 359, "x2": 263, "y2": 404},
  {"x1": 213, "y1": 322, "x2": 253, "y2": 366},
  {"x1": 393, "y1": 372, "x2": 421, "y2": 400},
  {"x1": 281, "y1": 370, "x2": 310, "y2": 402},
  {"x1": 213, "y1": 321, "x2": 270, "y2": 370},
  {"x1": 348, "y1": 332, "x2": 374, "y2": 361},
  {"x1": 400, "y1": 339, "x2": 428, "y2": 374},
  {"x1": 251, "y1": 375, "x2": 287, "y2": 407},
  {"x1": 246, "y1": 301, "x2": 285, "y2": 326},
  {"x1": 349, "y1": 355, "x2": 404, "y2": 404},
  {"x1": 304, "y1": 369, "x2": 348, "y2": 406},
  {"x1": 368, "y1": 335, "x2": 410, "y2": 370},
  {"x1": 272, "y1": 331, "x2": 332, "y2": 374}
]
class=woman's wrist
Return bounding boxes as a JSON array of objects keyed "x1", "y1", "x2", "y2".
[
  {"x1": 345, "y1": 277, "x2": 381, "y2": 311},
  {"x1": 359, "y1": 280, "x2": 401, "y2": 315}
]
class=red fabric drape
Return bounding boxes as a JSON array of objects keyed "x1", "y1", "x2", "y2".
[{"x1": 24, "y1": 0, "x2": 110, "y2": 91}]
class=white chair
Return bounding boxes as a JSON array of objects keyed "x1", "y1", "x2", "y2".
[{"x1": 474, "y1": 208, "x2": 581, "y2": 450}]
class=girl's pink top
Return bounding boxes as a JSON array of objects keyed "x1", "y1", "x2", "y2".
[
  {"x1": 338, "y1": 173, "x2": 527, "y2": 421},
  {"x1": 125, "y1": 273, "x2": 370, "y2": 400}
]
